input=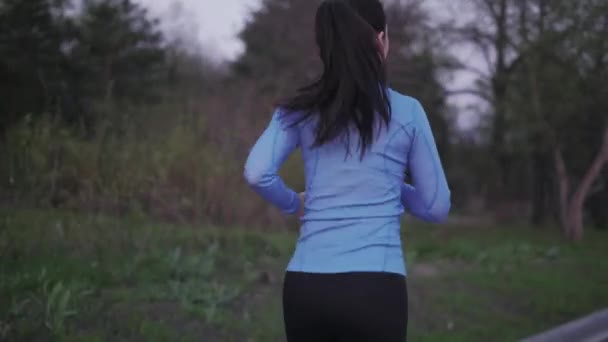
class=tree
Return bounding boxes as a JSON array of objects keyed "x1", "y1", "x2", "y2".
[
  {"x1": 508, "y1": 0, "x2": 608, "y2": 239},
  {"x1": 0, "y1": 0, "x2": 168, "y2": 133},
  {"x1": 442, "y1": 0, "x2": 520, "y2": 197},
  {"x1": 0, "y1": 0, "x2": 71, "y2": 134},
  {"x1": 444, "y1": 0, "x2": 608, "y2": 236},
  {"x1": 69, "y1": 0, "x2": 166, "y2": 105},
  {"x1": 234, "y1": 0, "x2": 321, "y2": 98}
]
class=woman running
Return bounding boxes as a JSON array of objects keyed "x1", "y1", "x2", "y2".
[{"x1": 244, "y1": 0, "x2": 451, "y2": 340}]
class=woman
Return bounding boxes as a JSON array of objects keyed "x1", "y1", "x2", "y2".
[{"x1": 244, "y1": 0, "x2": 451, "y2": 340}]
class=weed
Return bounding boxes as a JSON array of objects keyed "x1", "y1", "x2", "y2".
[
  {"x1": 1, "y1": 209, "x2": 607, "y2": 341},
  {"x1": 2, "y1": 267, "x2": 94, "y2": 339}
]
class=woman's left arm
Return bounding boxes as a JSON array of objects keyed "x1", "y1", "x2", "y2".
[{"x1": 244, "y1": 110, "x2": 301, "y2": 215}]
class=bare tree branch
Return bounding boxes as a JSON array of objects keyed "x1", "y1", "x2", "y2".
[
  {"x1": 479, "y1": 0, "x2": 500, "y2": 22},
  {"x1": 444, "y1": 88, "x2": 493, "y2": 103},
  {"x1": 453, "y1": 62, "x2": 492, "y2": 79}
]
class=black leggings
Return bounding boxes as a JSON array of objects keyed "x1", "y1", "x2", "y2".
[{"x1": 282, "y1": 271, "x2": 408, "y2": 342}]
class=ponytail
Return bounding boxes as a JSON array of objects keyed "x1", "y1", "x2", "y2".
[{"x1": 280, "y1": 0, "x2": 391, "y2": 158}]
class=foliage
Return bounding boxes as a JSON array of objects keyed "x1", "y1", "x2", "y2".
[
  {"x1": 442, "y1": 0, "x2": 608, "y2": 229},
  {"x1": 0, "y1": 0, "x2": 606, "y2": 229},
  {"x1": 1, "y1": 209, "x2": 606, "y2": 341},
  {"x1": 0, "y1": 0, "x2": 167, "y2": 132},
  {"x1": 0, "y1": 0, "x2": 70, "y2": 130},
  {"x1": 0, "y1": 105, "x2": 263, "y2": 225},
  {"x1": 70, "y1": 0, "x2": 166, "y2": 104}
]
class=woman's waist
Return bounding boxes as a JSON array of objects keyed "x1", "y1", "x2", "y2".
[
  {"x1": 301, "y1": 204, "x2": 403, "y2": 222},
  {"x1": 289, "y1": 217, "x2": 406, "y2": 275},
  {"x1": 298, "y1": 216, "x2": 402, "y2": 246}
]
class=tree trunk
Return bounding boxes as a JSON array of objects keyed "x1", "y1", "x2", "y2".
[
  {"x1": 531, "y1": 152, "x2": 548, "y2": 225},
  {"x1": 488, "y1": 0, "x2": 511, "y2": 202},
  {"x1": 554, "y1": 126, "x2": 608, "y2": 240},
  {"x1": 568, "y1": 127, "x2": 608, "y2": 240},
  {"x1": 566, "y1": 196, "x2": 585, "y2": 241},
  {"x1": 553, "y1": 147, "x2": 570, "y2": 234},
  {"x1": 588, "y1": 187, "x2": 608, "y2": 229}
]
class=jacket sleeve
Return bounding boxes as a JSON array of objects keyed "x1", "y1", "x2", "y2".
[
  {"x1": 401, "y1": 100, "x2": 451, "y2": 223},
  {"x1": 244, "y1": 110, "x2": 301, "y2": 215}
]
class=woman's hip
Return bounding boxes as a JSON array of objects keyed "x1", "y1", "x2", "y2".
[{"x1": 282, "y1": 271, "x2": 408, "y2": 341}]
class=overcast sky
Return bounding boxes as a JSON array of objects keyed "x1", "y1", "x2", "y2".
[
  {"x1": 137, "y1": 0, "x2": 260, "y2": 62},
  {"x1": 136, "y1": 0, "x2": 485, "y2": 129}
]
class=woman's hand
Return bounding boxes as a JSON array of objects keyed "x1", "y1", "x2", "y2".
[{"x1": 298, "y1": 192, "x2": 306, "y2": 218}]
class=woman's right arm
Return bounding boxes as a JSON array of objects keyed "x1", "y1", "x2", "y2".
[
  {"x1": 400, "y1": 100, "x2": 451, "y2": 223},
  {"x1": 244, "y1": 111, "x2": 302, "y2": 215}
]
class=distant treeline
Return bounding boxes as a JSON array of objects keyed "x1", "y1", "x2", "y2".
[{"x1": 0, "y1": 0, "x2": 606, "y2": 239}]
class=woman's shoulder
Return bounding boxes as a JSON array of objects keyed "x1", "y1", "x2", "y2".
[
  {"x1": 272, "y1": 107, "x2": 308, "y2": 128},
  {"x1": 388, "y1": 89, "x2": 425, "y2": 126}
]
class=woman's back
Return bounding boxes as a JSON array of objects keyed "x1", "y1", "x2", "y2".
[
  {"x1": 299, "y1": 89, "x2": 447, "y2": 221},
  {"x1": 245, "y1": 89, "x2": 450, "y2": 274}
]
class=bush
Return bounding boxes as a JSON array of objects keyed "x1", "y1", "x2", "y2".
[{"x1": 1, "y1": 95, "x2": 299, "y2": 228}]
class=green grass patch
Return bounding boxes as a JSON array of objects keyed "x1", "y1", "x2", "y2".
[{"x1": 1, "y1": 209, "x2": 607, "y2": 341}]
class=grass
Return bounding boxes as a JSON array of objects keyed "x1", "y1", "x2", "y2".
[{"x1": 1, "y1": 209, "x2": 607, "y2": 341}]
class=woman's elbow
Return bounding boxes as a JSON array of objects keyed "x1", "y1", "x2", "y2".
[
  {"x1": 243, "y1": 166, "x2": 273, "y2": 188},
  {"x1": 244, "y1": 167, "x2": 261, "y2": 186},
  {"x1": 427, "y1": 193, "x2": 451, "y2": 223}
]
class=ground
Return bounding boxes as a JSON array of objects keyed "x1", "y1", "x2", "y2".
[{"x1": 1, "y1": 209, "x2": 607, "y2": 341}]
